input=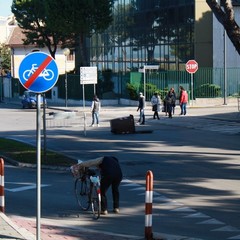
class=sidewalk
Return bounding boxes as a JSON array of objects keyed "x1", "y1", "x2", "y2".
[
  {"x1": 0, "y1": 212, "x2": 145, "y2": 240},
  {"x1": 1, "y1": 99, "x2": 239, "y2": 240},
  {"x1": 1, "y1": 212, "x2": 202, "y2": 240}
]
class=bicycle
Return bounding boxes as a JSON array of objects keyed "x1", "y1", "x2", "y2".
[
  {"x1": 71, "y1": 165, "x2": 101, "y2": 220},
  {"x1": 23, "y1": 63, "x2": 54, "y2": 81}
]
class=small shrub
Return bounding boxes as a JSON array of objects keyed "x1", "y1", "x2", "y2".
[
  {"x1": 126, "y1": 83, "x2": 138, "y2": 100},
  {"x1": 195, "y1": 84, "x2": 221, "y2": 98}
]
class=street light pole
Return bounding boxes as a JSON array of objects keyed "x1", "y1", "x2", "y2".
[
  {"x1": 63, "y1": 48, "x2": 70, "y2": 107},
  {"x1": 223, "y1": 29, "x2": 227, "y2": 105}
]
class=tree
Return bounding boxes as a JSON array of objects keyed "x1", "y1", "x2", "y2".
[
  {"x1": 11, "y1": 0, "x2": 113, "y2": 65},
  {"x1": 206, "y1": 0, "x2": 240, "y2": 55},
  {"x1": 126, "y1": 0, "x2": 157, "y2": 63},
  {"x1": 0, "y1": 43, "x2": 11, "y2": 75},
  {"x1": 12, "y1": 0, "x2": 65, "y2": 58}
]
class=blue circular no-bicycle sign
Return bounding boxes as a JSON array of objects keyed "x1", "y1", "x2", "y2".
[{"x1": 18, "y1": 52, "x2": 59, "y2": 93}]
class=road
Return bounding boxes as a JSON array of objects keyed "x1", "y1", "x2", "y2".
[{"x1": 1, "y1": 102, "x2": 240, "y2": 240}]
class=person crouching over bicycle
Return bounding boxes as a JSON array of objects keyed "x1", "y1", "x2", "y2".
[{"x1": 99, "y1": 156, "x2": 123, "y2": 215}]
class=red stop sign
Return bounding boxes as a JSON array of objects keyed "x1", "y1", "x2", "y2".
[{"x1": 186, "y1": 60, "x2": 198, "y2": 74}]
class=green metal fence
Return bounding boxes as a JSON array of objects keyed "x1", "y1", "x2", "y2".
[
  {"x1": 127, "y1": 68, "x2": 240, "y2": 101},
  {"x1": 13, "y1": 67, "x2": 240, "y2": 102}
]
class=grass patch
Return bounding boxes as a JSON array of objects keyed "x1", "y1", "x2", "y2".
[{"x1": 0, "y1": 138, "x2": 77, "y2": 166}]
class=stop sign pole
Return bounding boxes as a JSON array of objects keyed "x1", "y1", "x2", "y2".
[{"x1": 186, "y1": 60, "x2": 198, "y2": 105}]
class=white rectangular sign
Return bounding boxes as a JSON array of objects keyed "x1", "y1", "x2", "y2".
[{"x1": 80, "y1": 66, "x2": 97, "y2": 84}]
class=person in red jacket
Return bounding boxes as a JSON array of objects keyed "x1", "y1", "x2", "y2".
[{"x1": 179, "y1": 86, "x2": 188, "y2": 115}]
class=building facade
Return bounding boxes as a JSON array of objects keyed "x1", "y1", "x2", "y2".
[
  {"x1": 88, "y1": 0, "x2": 213, "y2": 73},
  {"x1": 1, "y1": 1, "x2": 240, "y2": 101},
  {"x1": 86, "y1": 0, "x2": 240, "y2": 99}
]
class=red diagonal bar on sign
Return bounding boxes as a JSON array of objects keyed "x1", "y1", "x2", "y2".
[{"x1": 24, "y1": 55, "x2": 52, "y2": 89}]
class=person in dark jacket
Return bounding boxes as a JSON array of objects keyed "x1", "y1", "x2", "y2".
[
  {"x1": 165, "y1": 90, "x2": 175, "y2": 118},
  {"x1": 99, "y1": 156, "x2": 123, "y2": 215},
  {"x1": 170, "y1": 87, "x2": 176, "y2": 115},
  {"x1": 137, "y1": 92, "x2": 145, "y2": 125}
]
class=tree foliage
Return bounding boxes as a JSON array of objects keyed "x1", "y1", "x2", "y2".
[
  {"x1": 0, "y1": 43, "x2": 11, "y2": 74},
  {"x1": 11, "y1": 0, "x2": 113, "y2": 62},
  {"x1": 128, "y1": 0, "x2": 157, "y2": 63},
  {"x1": 206, "y1": 0, "x2": 240, "y2": 55}
]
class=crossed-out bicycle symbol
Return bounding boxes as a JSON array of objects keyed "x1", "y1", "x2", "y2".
[{"x1": 23, "y1": 64, "x2": 54, "y2": 81}]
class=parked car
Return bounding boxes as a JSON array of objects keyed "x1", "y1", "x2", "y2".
[{"x1": 21, "y1": 91, "x2": 47, "y2": 109}]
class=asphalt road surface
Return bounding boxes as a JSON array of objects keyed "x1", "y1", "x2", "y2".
[{"x1": 1, "y1": 102, "x2": 240, "y2": 240}]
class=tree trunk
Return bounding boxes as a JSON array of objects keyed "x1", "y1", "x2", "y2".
[
  {"x1": 75, "y1": 33, "x2": 90, "y2": 74},
  {"x1": 206, "y1": 0, "x2": 240, "y2": 55}
]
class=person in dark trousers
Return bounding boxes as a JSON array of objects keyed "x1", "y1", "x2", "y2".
[
  {"x1": 170, "y1": 87, "x2": 176, "y2": 115},
  {"x1": 90, "y1": 94, "x2": 101, "y2": 127},
  {"x1": 99, "y1": 156, "x2": 123, "y2": 215},
  {"x1": 151, "y1": 92, "x2": 161, "y2": 120},
  {"x1": 165, "y1": 90, "x2": 175, "y2": 118},
  {"x1": 137, "y1": 92, "x2": 145, "y2": 125}
]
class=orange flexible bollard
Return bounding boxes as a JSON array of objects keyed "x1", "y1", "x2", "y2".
[
  {"x1": 145, "y1": 170, "x2": 153, "y2": 240},
  {"x1": 0, "y1": 158, "x2": 5, "y2": 212}
]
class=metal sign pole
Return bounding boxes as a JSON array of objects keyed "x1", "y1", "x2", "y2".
[
  {"x1": 143, "y1": 66, "x2": 146, "y2": 98},
  {"x1": 82, "y1": 84, "x2": 87, "y2": 136},
  {"x1": 80, "y1": 67, "x2": 98, "y2": 136},
  {"x1": 142, "y1": 65, "x2": 159, "y2": 99},
  {"x1": 43, "y1": 94, "x2": 47, "y2": 163},
  {"x1": 36, "y1": 94, "x2": 41, "y2": 240},
  {"x1": 17, "y1": 52, "x2": 59, "y2": 240},
  {"x1": 191, "y1": 73, "x2": 194, "y2": 106}
]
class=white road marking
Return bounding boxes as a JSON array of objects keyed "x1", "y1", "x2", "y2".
[
  {"x1": 122, "y1": 179, "x2": 240, "y2": 237},
  {"x1": 212, "y1": 226, "x2": 240, "y2": 232},
  {"x1": 5, "y1": 182, "x2": 51, "y2": 192},
  {"x1": 197, "y1": 219, "x2": 225, "y2": 225},
  {"x1": 183, "y1": 212, "x2": 210, "y2": 218},
  {"x1": 228, "y1": 234, "x2": 240, "y2": 239},
  {"x1": 171, "y1": 207, "x2": 197, "y2": 212}
]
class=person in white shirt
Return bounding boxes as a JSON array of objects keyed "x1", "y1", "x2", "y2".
[
  {"x1": 151, "y1": 92, "x2": 161, "y2": 120},
  {"x1": 90, "y1": 94, "x2": 101, "y2": 127}
]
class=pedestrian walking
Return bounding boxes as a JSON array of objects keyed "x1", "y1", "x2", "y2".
[
  {"x1": 151, "y1": 92, "x2": 161, "y2": 120},
  {"x1": 90, "y1": 94, "x2": 101, "y2": 127},
  {"x1": 179, "y1": 86, "x2": 188, "y2": 115},
  {"x1": 137, "y1": 92, "x2": 145, "y2": 125}
]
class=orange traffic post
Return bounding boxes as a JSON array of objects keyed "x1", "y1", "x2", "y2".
[
  {"x1": 0, "y1": 158, "x2": 5, "y2": 212},
  {"x1": 145, "y1": 170, "x2": 153, "y2": 240}
]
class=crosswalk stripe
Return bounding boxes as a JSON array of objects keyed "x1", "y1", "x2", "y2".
[
  {"x1": 183, "y1": 212, "x2": 210, "y2": 218},
  {"x1": 211, "y1": 226, "x2": 240, "y2": 232},
  {"x1": 197, "y1": 218, "x2": 225, "y2": 225},
  {"x1": 228, "y1": 234, "x2": 240, "y2": 239}
]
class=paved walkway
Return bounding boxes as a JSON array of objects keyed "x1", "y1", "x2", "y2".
[
  {"x1": 0, "y1": 99, "x2": 239, "y2": 240},
  {"x1": 1, "y1": 211, "x2": 203, "y2": 240}
]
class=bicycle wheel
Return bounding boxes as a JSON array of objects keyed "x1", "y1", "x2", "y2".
[
  {"x1": 23, "y1": 70, "x2": 32, "y2": 81},
  {"x1": 44, "y1": 69, "x2": 54, "y2": 81},
  {"x1": 75, "y1": 177, "x2": 90, "y2": 211},
  {"x1": 90, "y1": 185, "x2": 101, "y2": 220}
]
